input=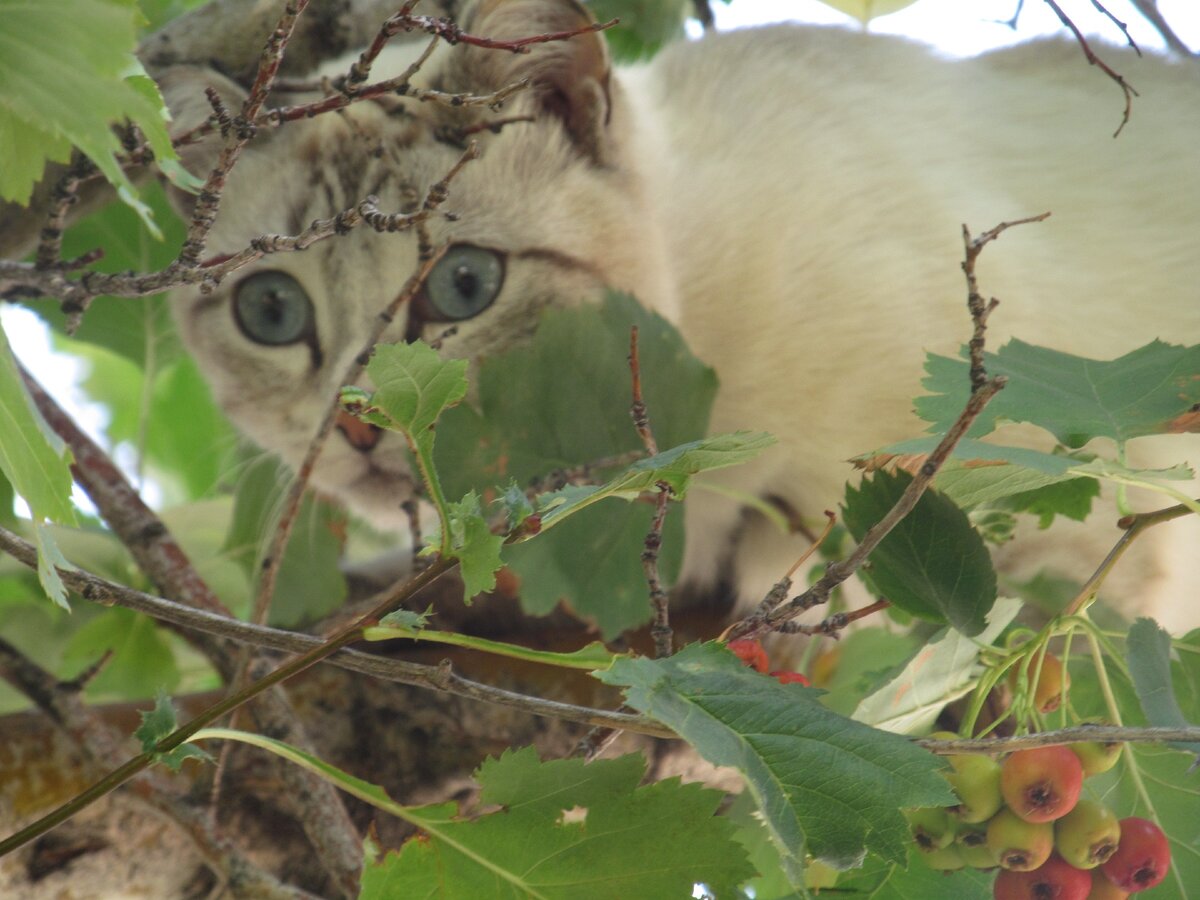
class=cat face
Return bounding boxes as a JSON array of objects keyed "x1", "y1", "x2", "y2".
[{"x1": 163, "y1": 0, "x2": 672, "y2": 528}]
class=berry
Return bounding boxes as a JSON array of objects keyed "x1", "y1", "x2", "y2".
[
  {"x1": 1086, "y1": 876, "x2": 1130, "y2": 899},
  {"x1": 1055, "y1": 800, "x2": 1121, "y2": 869},
  {"x1": 905, "y1": 807, "x2": 956, "y2": 851},
  {"x1": 988, "y1": 808, "x2": 1055, "y2": 871},
  {"x1": 955, "y1": 823, "x2": 1000, "y2": 869},
  {"x1": 1100, "y1": 817, "x2": 1170, "y2": 892},
  {"x1": 1002, "y1": 746, "x2": 1084, "y2": 823},
  {"x1": 993, "y1": 855, "x2": 1092, "y2": 900},
  {"x1": 1008, "y1": 653, "x2": 1070, "y2": 714},
  {"x1": 946, "y1": 753, "x2": 1004, "y2": 823},
  {"x1": 921, "y1": 843, "x2": 967, "y2": 871},
  {"x1": 770, "y1": 669, "x2": 811, "y2": 686},
  {"x1": 727, "y1": 639, "x2": 769, "y2": 673},
  {"x1": 1069, "y1": 722, "x2": 1123, "y2": 777}
]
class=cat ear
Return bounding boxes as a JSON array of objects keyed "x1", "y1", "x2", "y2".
[
  {"x1": 460, "y1": 0, "x2": 613, "y2": 164},
  {"x1": 156, "y1": 65, "x2": 253, "y2": 216}
]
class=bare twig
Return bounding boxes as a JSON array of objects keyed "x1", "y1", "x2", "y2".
[
  {"x1": 177, "y1": 0, "x2": 310, "y2": 270},
  {"x1": 920, "y1": 725, "x2": 1200, "y2": 755},
  {"x1": 628, "y1": 327, "x2": 672, "y2": 658},
  {"x1": 779, "y1": 599, "x2": 892, "y2": 637},
  {"x1": 1088, "y1": 0, "x2": 1141, "y2": 53},
  {"x1": 691, "y1": 0, "x2": 715, "y2": 32},
  {"x1": 1127, "y1": 0, "x2": 1196, "y2": 56},
  {"x1": 1042, "y1": 0, "x2": 1139, "y2": 136},
  {"x1": 962, "y1": 213, "x2": 1049, "y2": 393},
  {"x1": 34, "y1": 153, "x2": 90, "y2": 271}
]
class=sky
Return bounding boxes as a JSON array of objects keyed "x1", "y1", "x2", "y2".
[{"x1": 4, "y1": 0, "x2": 1198, "y2": 512}]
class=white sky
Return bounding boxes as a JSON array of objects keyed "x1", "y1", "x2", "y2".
[{"x1": 4, "y1": 0, "x2": 1197, "y2": 514}]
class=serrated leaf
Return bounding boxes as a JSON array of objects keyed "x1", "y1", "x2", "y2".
[
  {"x1": 193, "y1": 731, "x2": 753, "y2": 898},
  {"x1": 349, "y1": 340, "x2": 469, "y2": 546},
  {"x1": 33, "y1": 520, "x2": 73, "y2": 610},
  {"x1": 531, "y1": 431, "x2": 775, "y2": 531},
  {"x1": 435, "y1": 292, "x2": 721, "y2": 634},
  {"x1": 1127, "y1": 618, "x2": 1200, "y2": 758},
  {"x1": 916, "y1": 340, "x2": 1200, "y2": 448},
  {"x1": 833, "y1": 846, "x2": 993, "y2": 897},
  {"x1": 444, "y1": 492, "x2": 503, "y2": 599},
  {"x1": 996, "y1": 476, "x2": 1100, "y2": 527},
  {"x1": 843, "y1": 470, "x2": 996, "y2": 635},
  {"x1": 599, "y1": 643, "x2": 954, "y2": 881},
  {"x1": 0, "y1": 0, "x2": 195, "y2": 230},
  {"x1": 853, "y1": 598, "x2": 1022, "y2": 733},
  {"x1": 504, "y1": 498, "x2": 684, "y2": 638},
  {"x1": 134, "y1": 691, "x2": 210, "y2": 771}
]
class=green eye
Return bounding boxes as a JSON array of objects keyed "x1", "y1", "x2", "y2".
[
  {"x1": 233, "y1": 271, "x2": 313, "y2": 346},
  {"x1": 424, "y1": 245, "x2": 505, "y2": 321}
]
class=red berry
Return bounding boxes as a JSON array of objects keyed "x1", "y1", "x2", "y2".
[
  {"x1": 1100, "y1": 817, "x2": 1170, "y2": 892},
  {"x1": 1001, "y1": 746, "x2": 1084, "y2": 823},
  {"x1": 993, "y1": 855, "x2": 1092, "y2": 900},
  {"x1": 770, "y1": 669, "x2": 811, "y2": 686},
  {"x1": 726, "y1": 639, "x2": 769, "y2": 673}
]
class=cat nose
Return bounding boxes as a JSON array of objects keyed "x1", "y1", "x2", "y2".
[{"x1": 334, "y1": 409, "x2": 383, "y2": 453}]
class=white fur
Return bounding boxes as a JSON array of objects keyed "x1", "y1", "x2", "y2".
[{"x1": 166, "y1": 8, "x2": 1200, "y2": 630}]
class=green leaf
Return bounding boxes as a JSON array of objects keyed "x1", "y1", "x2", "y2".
[
  {"x1": 1127, "y1": 618, "x2": 1200, "y2": 758},
  {"x1": 193, "y1": 731, "x2": 754, "y2": 898},
  {"x1": 590, "y1": 0, "x2": 688, "y2": 60},
  {"x1": 994, "y1": 476, "x2": 1100, "y2": 528},
  {"x1": 364, "y1": 618, "x2": 623, "y2": 671},
  {"x1": 916, "y1": 340, "x2": 1200, "y2": 448},
  {"x1": 0, "y1": 324, "x2": 78, "y2": 607},
  {"x1": 842, "y1": 470, "x2": 997, "y2": 635},
  {"x1": 134, "y1": 691, "x2": 210, "y2": 771},
  {"x1": 833, "y1": 846, "x2": 993, "y2": 897},
  {"x1": 374, "y1": 749, "x2": 753, "y2": 899},
  {"x1": 505, "y1": 500, "x2": 684, "y2": 638},
  {"x1": 444, "y1": 492, "x2": 504, "y2": 600},
  {"x1": 0, "y1": 0, "x2": 198, "y2": 229},
  {"x1": 222, "y1": 456, "x2": 346, "y2": 627},
  {"x1": 0, "y1": 326, "x2": 77, "y2": 525},
  {"x1": 817, "y1": 627, "x2": 922, "y2": 717},
  {"x1": 599, "y1": 643, "x2": 954, "y2": 881},
  {"x1": 64, "y1": 606, "x2": 181, "y2": 701},
  {"x1": 531, "y1": 431, "x2": 776, "y2": 531},
  {"x1": 814, "y1": 0, "x2": 922, "y2": 25},
  {"x1": 853, "y1": 598, "x2": 1022, "y2": 733},
  {"x1": 436, "y1": 292, "x2": 721, "y2": 634},
  {"x1": 348, "y1": 340, "x2": 469, "y2": 547},
  {"x1": 33, "y1": 182, "x2": 185, "y2": 366}
]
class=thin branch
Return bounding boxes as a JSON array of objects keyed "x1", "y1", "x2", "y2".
[
  {"x1": 1063, "y1": 498, "x2": 1199, "y2": 617},
  {"x1": 0, "y1": 638, "x2": 321, "y2": 899},
  {"x1": 1127, "y1": 0, "x2": 1196, "y2": 56},
  {"x1": 779, "y1": 599, "x2": 892, "y2": 637},
  {"x1": 0, "y1": 527, "x2": 670, "y2": 740},
  {"x1": 18, "y1": 370, "x2": 364, "y2": 897},
  {"x1": 1042, "y1": 0, "x2": 1139, "y2": 136},
  {"x1": 628, "y1": 326, "x2": 672, "y2": 658},
  {"x1": 1089, "y1": 0, "x2": 1141, "y2": 53},
  {"x1": 962, "y1": 213, "x2": 1049, "y2": 393},
  {"x1": 920, "y1": 725, "x2": 1200, "y2": 755}
]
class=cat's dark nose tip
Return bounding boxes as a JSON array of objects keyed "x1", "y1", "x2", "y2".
[{"x1": 335, "y1": 409, "x2": 383, "y2": 453}]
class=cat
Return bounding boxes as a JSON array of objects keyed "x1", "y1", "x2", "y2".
[{"x1": 162, "y1": 0, "x2": 1200, "y2": 633}]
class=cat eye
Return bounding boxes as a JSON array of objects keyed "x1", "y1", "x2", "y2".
[
  {"x1": 422, "y1": 245, "x2": 505, "y2": 321},
  {"x1": 233, "y1": 271, "x2": 315, "y2": 346}
]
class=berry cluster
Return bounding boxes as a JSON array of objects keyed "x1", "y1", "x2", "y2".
[
  {"x1": 726, "y1": 639, "x2": 811, "y2": 686},
  {"x1": 908, "y1": 738, "x2": 1171, "y2": 898}
]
